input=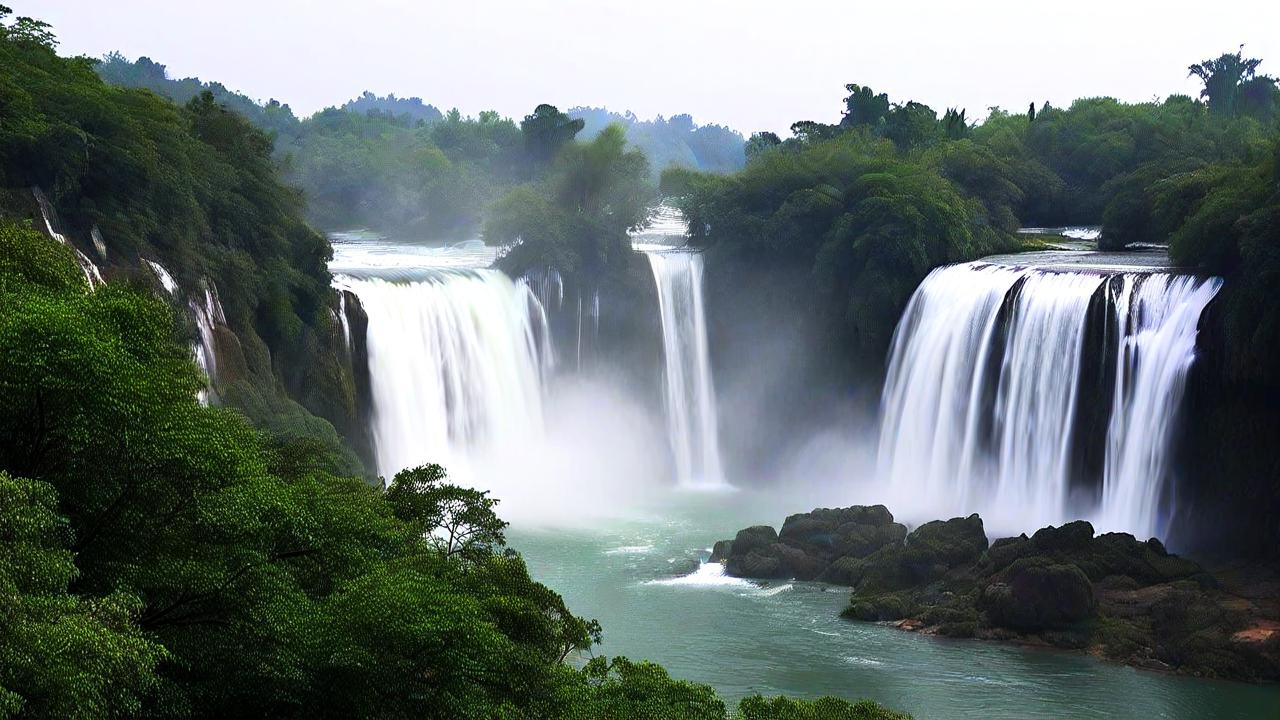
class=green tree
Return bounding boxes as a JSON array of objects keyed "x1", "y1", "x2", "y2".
[
  {"x1": 522, "y1": 103, "x2": 586, "y2": 168},
  {"x1": 386, "y1": 464, "x2": 508, "y2": 561},
  {"x1": 746, "y1": 131, "x2": 782, "y2": 162},
  {"x1": 841, "y1": 84, "x2": 890, "y2": 128},
  {"x1": 1189, "y1": 46, "x2": 1278, "y2": 118},
  {"x1": 0, "y1": 472, "x2": 164, "y2": 720}
]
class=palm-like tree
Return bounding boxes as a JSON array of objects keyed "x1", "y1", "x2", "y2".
[{"x1": 1188, "y1": 46, "x2": 1266, "y2": 116}]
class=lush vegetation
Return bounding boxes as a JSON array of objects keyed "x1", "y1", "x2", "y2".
[
  {"x1": 665, "y1": 128, "x2": 1021, "y2": 375},
  {"x1": 0, "y1": 10, "x2": 366, "y2": 471},
  {"x1": 0, "y1": 212, "x2": 907, "y2": 719},
  {"x1": 488, "y1": 124, "x2": 654, "y2": 283},
  {"x1": 665, "y1": 51, "x2": 1280, "y2": 552}
]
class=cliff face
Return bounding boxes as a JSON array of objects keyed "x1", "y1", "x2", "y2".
[
  {"x1": 12, "y1": 187, "x2": 375, "y2": 476},
  {"x1": 1173, "y1": 297, "x2": 1280, "y2": 559}
]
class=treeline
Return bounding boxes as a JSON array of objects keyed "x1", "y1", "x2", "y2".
[{"x1": 95, "y1": 54, "x2": 745, "y2": 239}]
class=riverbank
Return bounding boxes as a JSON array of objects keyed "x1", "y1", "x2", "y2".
[{"x1": 711, "y1": 505, "x2": 1280, "y2": 683}]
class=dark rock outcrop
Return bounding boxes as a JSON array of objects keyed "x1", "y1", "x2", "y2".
[
  {"x1": 717, "y1": 507, "x2": 1280, "y2": 682},
  {"x1": 979, "y1": 558, "x2": 1096, "y2": 631},
  {"x1": 712, "y1": 506, "x2": 907, "y2": 582}
]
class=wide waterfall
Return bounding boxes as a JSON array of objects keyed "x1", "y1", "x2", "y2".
[
  {"x1": 878, "y1": 261, "x2": 1220, "y2": 538},
  {"x1": 334, "y1": 266, "x2": 552, "y2": 477},
  {"x1": 644, "y1": 250, "x2": 726, "y2": 489}
]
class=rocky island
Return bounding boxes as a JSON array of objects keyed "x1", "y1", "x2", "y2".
[{"x1": 711, "y1": 506, "x2": 1280, "y2": 682}]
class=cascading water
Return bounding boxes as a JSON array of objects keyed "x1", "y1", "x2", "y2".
[
  {"x1": 878, "y1": 261, "x2": 1220, "y2": 538},
  {"x1": 32, "y1": 187, "x2": 104, "y2": 288},
  {"x1": 145, "y1": 259, "x2": 178, "y2": 295},
  {"x1": 333, "y1": 259, "x2": 552, "y2": 478},
  {"x1": 189, "y1": 282, "x2": 227, "y2": 406},
  {"x1": 1097, "y1": 274, "x2": 1223, "y2": 538},
  {"x1": 644, "y1": 250, "x2": 725, "y2": 489}
]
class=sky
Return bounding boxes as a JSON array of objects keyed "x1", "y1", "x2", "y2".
[{"x1": 17, "y1": 0, "x2": 1280, "y2": 136}]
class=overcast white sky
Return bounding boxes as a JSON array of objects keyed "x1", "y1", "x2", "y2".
[{"x1": 18, "y1": 0, "x2": 1280, "y2": 135}]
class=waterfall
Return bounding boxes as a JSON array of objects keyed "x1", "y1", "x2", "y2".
[
  {"x1": 32, "y1": 187, "x2": 104, "y2": 288},
  {"x1": 644, "y1": 250, "x2": 725, "y2": 489},
  {"x1": 335, "y1": 270, "x2": 552, "y2": 477},
  {"x1": 1097, "y1": 274, "x2": 1223, "y2": 538},
  {"x1": 145, "y1": 259, "x2": 178, "y2": 295},
  {"x1": 189, "y1": 281, "x2": 227, "y2": 406},
  {"x1": 878, "y1": 261, "x2": 1220, "y2": 538},
  {"x1": 336, "y1": 290, "x2": 353, "y2": 352}
]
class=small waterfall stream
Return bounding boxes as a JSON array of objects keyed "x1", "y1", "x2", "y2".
[
  {"x1": 644, "y1": 250, "x2": 725, "y2": 489},
  {"x1": 878, "y1": 261, "x2": 1220, "y2": 538},
  {"x1": 32, "y1": 187, "x2": 104, "y2": 288},
  {"x1": 189, "y1": 282, "x2": 227, "y2": 406}
]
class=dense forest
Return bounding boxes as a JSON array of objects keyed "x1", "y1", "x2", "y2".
[
  {"x1": 94, "y1": 53, "x2": 745, "y2": 240},
  {"x1": 0, "y1": 10, "x2": 912, "y2": 719}
]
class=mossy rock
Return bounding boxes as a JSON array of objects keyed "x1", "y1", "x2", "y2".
[
  {"x1": 842, "y1": 592, "x2": 916, "y2": 621},
  {"x1": 907, "y1": 514, "x2": 988, "y2": 567},
  {"x1": 979, "y1": 557, "x2": 1096, "y2": 631},
  {"x1": 730, "y1": 525, "x2": 779, "y2": 557}
]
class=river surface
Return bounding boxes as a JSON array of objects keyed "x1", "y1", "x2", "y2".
[{"x1": 511, "y1": 490, "x2": 1280, "y2": 719}]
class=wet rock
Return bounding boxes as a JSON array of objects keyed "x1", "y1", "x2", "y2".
[
  {"x1": 709, "y1": 539, "x2": 733, "y2": 563},
  {"x1": 721, "y1": 506, "x2": 906, "y2": 581}
]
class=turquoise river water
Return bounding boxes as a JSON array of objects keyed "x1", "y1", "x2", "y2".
[{"x1": 511, "y1": 491, "x2": 1280, "y2": 719}]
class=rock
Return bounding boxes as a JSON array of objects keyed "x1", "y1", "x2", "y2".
[
  {"x1": 819, "y1": 555, "x2": 866, "y2": 586},
  {"x1": 723, "y1": 507, "x2": 907, "y2": 581},
  {"x1": 841, "y1": 592, "x2": 915, "y2": 621},
  {"x1": 727, "y1": 549, "x2": 786, "y2": 579},
  {"x1": 709, "y1": 539, "x2": 732, "y2": 563},
  {"x1": 726, "y1": 541, "x2": 826, "y2": 580},
  {"x1": 729, "y1": 525, "x2": 778, "y2": 558},
  {"x1": 1030, "y1": 520, "x2": 1095, "y2": 554},
  {"x1": 908, "y1": 514, "x2": 988, "y2": 566},
  {"x1": 979, "y1": 558, "x2": 1096, "y2": 631}
]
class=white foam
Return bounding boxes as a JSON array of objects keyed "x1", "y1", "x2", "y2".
[
  {"x1": 604, "y1": 545, "x2": 654, "y2": 555},
  {"x1": 645, "y1": 562, "x2": 754, "y2": 588},
  {"x1": 752, "y1": 583, "x2": 793, "y2": 597},
  {"x1": 842, "y1": 656, "x2": 884, "y2": 667}
]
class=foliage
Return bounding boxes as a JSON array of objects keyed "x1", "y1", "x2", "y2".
[
  {"x1": 341, "y1": 90, "x2": 443, "y2": 125},
  {"x1": 386, "y1": 464, "x2": 508, "y2": 561},
  {"x1": 523, "y1": 104, "x2": 587, "y2": 168},
  {"x1": 666, "y1": 130, "x2": 1016, "y2": 372},
  {"x1": 737, "y1": 695, "x2": 912, "y2": 720},
  {"x1": 1188, "y1": 46, "x2": 1280, "y2": 120},
  {"x1": 285, "y1": 105, "x2": 521, "y2": 237},
  {"x1": 95, "y1": 51, "x2": 302, "y2": 141},
  {"x1": 490, "y1": 123, "x2": 655, "y2": 285},
  {"x1": 0, "y1": 15, "x2": 362, "y2": 471},
  {"x1": 0, "y1": 471, "x2": 164, "y2": 720}
]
